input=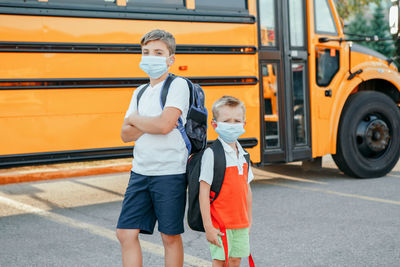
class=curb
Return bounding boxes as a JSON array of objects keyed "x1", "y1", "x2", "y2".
[{"x1": 0, "y1": 164, "x2": 132, "y2": 185}]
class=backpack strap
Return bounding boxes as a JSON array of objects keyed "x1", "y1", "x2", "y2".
[
  {"x1": 206, "y1": 140, "x2": 228, "y2": 266},
  {"x1": 159, "y1": 73, "x2": 192, "y2": 154},
  {"x1": 249, "y1": 254, "x2": 255, "y2": 267},
  {"x1": 209, "y1": 139, "x2": 226, "y2": 203},
  {"x1": 136, "y1": 73, "x2": 176, "y2": 109},
  {"x1": 136, "y1": 83, "x2": 150, "y2": 110},
  {"x1": 159, "y1": 74, "x2": 176, "y2": 108}
]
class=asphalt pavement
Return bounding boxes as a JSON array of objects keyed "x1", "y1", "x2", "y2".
[{"x1": 1, "y1": 156, "x2": 400, "y2": 267}]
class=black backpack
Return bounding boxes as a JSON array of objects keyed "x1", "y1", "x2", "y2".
[
  {"x1": 136, "y1": 74, "x2": 208, "y2": 154},
  {"x1": 186, "y1": 139, "x2": 250, "y2": 232}
]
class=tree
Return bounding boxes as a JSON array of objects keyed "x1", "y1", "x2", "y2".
[
  {"x1": 395, "y1": 36, "x2": 400, "y2": 67},
  {"x1": 333, "y1": 0, "x2": 380, "y2": 20},
  {"x1": 346, "y1": 12, "x2": 373, "y2": 49},
  {"x1": 345, "y1": 2, "x2": 394, "y2": 58},
  {"x1": 369, "y1": 3, "x2": 394, "y2": 57}
]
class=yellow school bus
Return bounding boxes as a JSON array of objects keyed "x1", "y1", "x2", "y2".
[{"x1": 1, "y1": 0, "x2": 400, "y2": 178}]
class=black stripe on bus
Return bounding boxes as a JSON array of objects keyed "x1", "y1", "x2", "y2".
[
  {"x1": 0, "y1": 3, "x2": 256, "y2": 24},
  {"x1": 0, "y1": 147, "x2": 134, "y2": 168},
  {"x1": 0, "y1": 41, "x2": 256, "y2": 54},
  {"x1": 0, "y1": 138, "x2": 258, "y2": 168},
  {"x1": 0, "y1": 77, "x2": 258, "y2": 90}
]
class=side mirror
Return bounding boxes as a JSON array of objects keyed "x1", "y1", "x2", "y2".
[{"x1": 389, "y1": 4, "x2": 399, "y2": 36}]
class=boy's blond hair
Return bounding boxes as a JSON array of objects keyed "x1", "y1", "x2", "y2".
[
  {"x1": 140, "y1": 29, "x2": 176, "y2": 55},
  {"x1": 212, "y1": 95, "x2": 246, "y2": 121}
]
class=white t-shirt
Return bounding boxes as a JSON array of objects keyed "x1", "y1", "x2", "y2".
[
  {"x1": 199, "y1": 137, "x2": 254, "y2": 185},
  {"x1": 125, "y1": 77, "x2": 190, "y2": 175}
]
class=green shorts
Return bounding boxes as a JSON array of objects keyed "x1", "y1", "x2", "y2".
[{"x1": 209, "y1": 228, "x2": 250, "y2": 260}]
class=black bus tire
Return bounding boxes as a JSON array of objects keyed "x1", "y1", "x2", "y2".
[{"x1": 332, "y1": 91, "x2": 400, "y2": 178}]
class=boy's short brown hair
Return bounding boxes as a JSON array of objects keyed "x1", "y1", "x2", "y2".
[
  {"x1": 212, "y1": 95, "x2": 246, "y2": 121},
  {"x1": 140, "y1": 29, "x2": 176, "y2": 55}
]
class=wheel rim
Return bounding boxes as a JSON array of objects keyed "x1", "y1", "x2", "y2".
[{"x1": 356, "y1": 114, "x2": 391, "y2": 159}]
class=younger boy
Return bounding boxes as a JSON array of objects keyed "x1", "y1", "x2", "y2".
[{"x1": 199, "y1": 96, "x2": 254, "y2": 267}]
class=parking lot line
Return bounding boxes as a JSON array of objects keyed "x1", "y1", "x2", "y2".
[
  {"x1": 253, "y1": 172, "x2": 327, "y2": 184},
  {"x1": 260, "y1": 181, "x2": 400, "y2": 206},
  {"x1": 0, "y1": 194, "x2": 211, "y2": 267}
]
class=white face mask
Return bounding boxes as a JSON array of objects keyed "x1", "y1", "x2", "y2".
[
  {"x1": 139, "y1": 56, "x2": 169, "y2": 79},
  {"x1": 215, "y1": 122, "x2": 245, "y2": 144}
]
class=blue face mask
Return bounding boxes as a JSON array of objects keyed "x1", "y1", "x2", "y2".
[
  {"x1": 215, "y1": 122, "x2": 245, "y2": 144},
  {"x1": 139, "y1": 56, "x2": 169, "y2": 79}
]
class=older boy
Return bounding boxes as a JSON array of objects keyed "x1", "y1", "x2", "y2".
[
  {"x1": 116, "y1": 29, "x2": 189, "y2": 267},
  {"x1": 199, "y1": 96, "x2": 254, "y2": 267}
]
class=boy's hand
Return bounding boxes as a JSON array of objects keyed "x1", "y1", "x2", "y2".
[{"x1": 205, "y1": 226, "x2": 224, "y2": 247}]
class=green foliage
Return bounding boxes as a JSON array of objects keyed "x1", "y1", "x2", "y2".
[
  {"x1": 333, "y1": 0, "x2": 380, "y2": 20},
  {"x1": 346, "y1": 12, "x2": 373, "y2": 48},
  {"x1": 345, "y1": 2, "x2": 394, "y2": 58},
  {"x1": 395, "y1": 38, "x2": 400, "y2": 67},
  {"x1": 369, "y1": 3, "x2": 394, "y2": 57}
]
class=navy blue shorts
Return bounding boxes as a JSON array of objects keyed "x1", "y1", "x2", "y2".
[{"x1": 117, "y1": 171, "x2": 187, "y2": 235}]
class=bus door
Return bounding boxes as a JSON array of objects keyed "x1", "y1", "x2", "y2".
[{"x1": 258, "y1": 0, "x2": 311, "y2": 163}]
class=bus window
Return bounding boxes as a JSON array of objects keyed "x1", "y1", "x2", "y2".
[
  {"x1": 262, "y1": 63, "x2": 279, "y2": 148},
  {"x1": 127, "y1": 0, "x2": 184, "y2": 7},
  {"x1": 288, "y1": 0, "x2": 304, "y2": 47},
  {"x1": 49, "y1": 0, "x2": 185, "y2": 8},
  {"x1": 292, "y1": 63, "x2": 307, "y2": 145},
  {"x1": 314, "y1": 0, "x2": 338, "y2": 35},
  {"x1": 316, "y1": 48, "x2": 340, "y2": 86},
  {"x1": 259, "y1": 0, "x2": 276, "y2": 47},
  {"x1": 195, "y1": 0, "x2": 247, "y2": 11},
  {"x1": 49, "y1": 0, "x2": 118, "y2": 6}
]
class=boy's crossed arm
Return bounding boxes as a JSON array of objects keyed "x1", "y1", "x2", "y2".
[
  {"x1": 121, "y1": 107, "x2": 181, "y2": 142},
  {"x1": 121, "y1": 118, "x2": 143, "y2": 142},
  {"x1": 199, "y1": 180, "x2": 224, "y2": 248}
]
